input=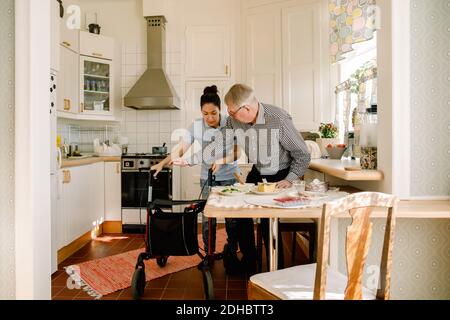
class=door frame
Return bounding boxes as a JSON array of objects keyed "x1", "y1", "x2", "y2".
[{"x1": 15, "y1": 0, "x2": 52, "y2": 299}]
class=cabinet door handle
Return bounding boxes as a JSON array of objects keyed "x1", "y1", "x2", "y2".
[
  {"x1": 92, "y1": 52, "x2": 103, "y2": 57},
  {"x1": 80, "y1": 102, "x2": 84, "y2": 113},
  {"x1": 225, "y1": 65, "x2": 229, "y2": 75},
  {"x1": 116, "y1": 163, "x2": 120, "y2": 174},
  {"x1": 62, "y1": 41, "x2": 71, "y2": 47},
  {"x1": 63, "y1": 170, "x2": 71, "y2": 184},
  {"x1": 64, "y1": 99, "x2": 71, "y2": 111}
]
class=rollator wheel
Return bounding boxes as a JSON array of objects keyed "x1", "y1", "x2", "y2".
[
  {"x1": 156, "y1": 256, "x2": 168, "y2": 267},
  {"x1": 131, "y1": 267, "x2": 146, "y2": 300},
  {"x1": 201, "y1": 268, "x2": 214, "y2": 300}
]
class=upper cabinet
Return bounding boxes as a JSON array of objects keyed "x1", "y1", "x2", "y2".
[
  {"x1": 185, "y1": 26, "x2": 231, "y2": 79},
  {"x1": 79, "y1": 55, "x2": 113, "y2": 115},
  {"x1": 243, "y1": 0, "x2": 326, "y2": 131},
  {"x1": 80, "y1": 31, "x2": 114, "y2": 60},
  {"x1": 59, "y1": 14, "x2": 79, "y2": 53},
  {"x1": 58, "y1": 45, "x2": 79, "y2": 114}
]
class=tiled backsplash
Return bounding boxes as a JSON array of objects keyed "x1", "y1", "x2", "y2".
[{"x1": 120, "y1": 45, "x2": 184, "y2": 154}]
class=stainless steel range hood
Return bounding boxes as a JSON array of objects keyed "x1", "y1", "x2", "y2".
[{"x1": 124, "y1": 16, "x2": 180, "y2": 110}]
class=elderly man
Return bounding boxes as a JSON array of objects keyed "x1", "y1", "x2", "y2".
[{"x1": 197, "y1": 84, "x2": 311, "y2": 274}]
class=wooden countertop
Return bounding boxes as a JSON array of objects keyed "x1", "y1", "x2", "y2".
[
  {"x1": 61, "y1": 156, "x2": 121, "y2": 168},
  {"x1": 309, "y1": 158, "x2": 384, "y2": 181}
]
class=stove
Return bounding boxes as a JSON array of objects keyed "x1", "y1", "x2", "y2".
[
  {"x1": 121, "y1": 153, "x2": 169, "y2": 170},
  {"x1": 121, "y1": 153, "x2": 172, "y2": 233}
]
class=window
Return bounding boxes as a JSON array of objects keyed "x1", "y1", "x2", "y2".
[{"x1": 335, "y1": 34, "x2": 377, "y2": 142}]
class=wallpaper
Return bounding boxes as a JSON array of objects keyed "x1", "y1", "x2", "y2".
[
  {"x1": 338, "y1": 218, "x2": 450, "y2": 300},
  {"x1": 0, "y1": 0, "x2": 15, "y2": 299},
  {"x1": 410, "y1": 0, "x2": 450, "y2": 197}
]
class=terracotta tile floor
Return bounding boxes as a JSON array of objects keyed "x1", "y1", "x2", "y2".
[{"x1": 52, "y1": 226, "x2": 308, "y2": 300}]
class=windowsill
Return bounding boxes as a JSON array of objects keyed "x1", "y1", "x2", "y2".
[{"x1": 309, "y1": 158, "x2": 384, "y2": 181}]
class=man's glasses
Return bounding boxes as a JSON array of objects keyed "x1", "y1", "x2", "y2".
[{"x1": 228, "y1": 104, "x2": 247, "y2": 117}]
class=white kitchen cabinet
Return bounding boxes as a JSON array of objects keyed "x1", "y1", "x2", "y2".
[
  {"x1": 185, "y1": 26, "x2": 231, "y2": 79},
  {"x1": 282, "y1": 3, "x2": 322, "y2": 131},
  {"x1": 80, "y1": 31, "x2": 114, "y2": 60},
  {"x1": 243, "y1": 0, "x2": 326, "y2": 131},
  {"x1": 51, "y1": 0, "x2": 61, "y2": 72},
  {"x1": 59, "y1": 11, "x2": 80, "y2": 53},
  {"x1": 89, "y1": 162, "x2": 105, "y2": 229},
  {"x1": 244, "y1": 6, "x2": 282, "y2": 106},
  {"x1": 79, "y1": 55, "x2": 114, "y2": 116},
  {"x1": 104, "y1": 162, "x2": 121, "y2": 221},
  {"x1": 57, "y1": 45, "x2": 79, "y2": 114},
  {"x1": 58, "y1": 163, "x2": 105, "y2": 247}
]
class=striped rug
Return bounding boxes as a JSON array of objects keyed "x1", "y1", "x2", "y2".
[{"x1": 65, "y1": 228, "x2": 227, "y2": 299}]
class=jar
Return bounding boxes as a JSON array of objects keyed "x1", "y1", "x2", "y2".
[{"x1": 360, "y1": 106, "x2": 378, "y2": 169}]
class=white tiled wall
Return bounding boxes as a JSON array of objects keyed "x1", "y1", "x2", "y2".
[{"x1": 120, "y1": 45, "x2": 185, "y2": 154}]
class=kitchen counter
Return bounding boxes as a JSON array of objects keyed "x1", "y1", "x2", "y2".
[
  {"x1": 309, "y1": 158, "x2": 384, "y2": 181},
  {"x1": 61, "y1": 156, "x2": 121, "y2": 168}
]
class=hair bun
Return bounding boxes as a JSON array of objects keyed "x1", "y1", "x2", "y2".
[{"x1": 203, "y1": 85, "x2": 218, "y2": 95}]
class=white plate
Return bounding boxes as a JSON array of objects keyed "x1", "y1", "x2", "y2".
[
  {"x1": 218, "y1": 188, "x2": 247, "y2": 197},
  {"x1": 245, "y1": 196, "x2": 319, "y2": 209},
  {"x1": 298, "y1": 191, "x2": 329, "y2": 199},
  {"x1": 250, "y1": 186, "x2": 284, "y2": 195}
]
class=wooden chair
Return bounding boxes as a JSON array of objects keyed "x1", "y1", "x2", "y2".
[{"x1": 248, "y1": 192, "x2": 398, "y2": 300}]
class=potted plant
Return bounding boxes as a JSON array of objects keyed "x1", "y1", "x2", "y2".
[{"x1": 316, "y1": 123, "x2": 339, "y2": 157}]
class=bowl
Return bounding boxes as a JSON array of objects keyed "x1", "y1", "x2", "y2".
[{"x1": 326, "y1": 146, "x2": 347, "y2": 159}]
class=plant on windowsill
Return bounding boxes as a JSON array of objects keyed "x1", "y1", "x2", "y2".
[{"x1": 316, "y1": 123, "x2": 340, "y2": 158}]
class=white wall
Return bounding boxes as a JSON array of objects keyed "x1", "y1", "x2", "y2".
[
  {"x1": 15, "y1": 0, "x2": 52, "y2": 299},
  {"x1": 0, "y1": 0, "x2": 16, "y2": 299}
]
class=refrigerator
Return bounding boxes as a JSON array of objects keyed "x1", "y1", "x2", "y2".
[{"x1": 50, "y1": 71, "x2": 59, "y2": 274}]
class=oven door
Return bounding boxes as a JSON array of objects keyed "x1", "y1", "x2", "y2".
[
  {"x1": 121, "y1": 170, "x2": 150, "y2": 208},
  {"x1": 150, "y1": 168, "x2": 172, "y2": 203}
]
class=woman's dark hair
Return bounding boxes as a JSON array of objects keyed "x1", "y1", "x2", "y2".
[{"x1": 200, "y1": 85, "x2": 221, "y2": 110}]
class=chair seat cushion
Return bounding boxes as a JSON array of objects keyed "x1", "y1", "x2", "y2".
[{"x1": 250, "y1": 263, "x2": 376, "y2": 300}]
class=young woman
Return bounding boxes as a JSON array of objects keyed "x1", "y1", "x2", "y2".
[{"x1": 151, "y1": 86, "x2": 241, "y2": 272}]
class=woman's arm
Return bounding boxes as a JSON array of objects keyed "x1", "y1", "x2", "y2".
[
  {"x1": 211, "y1": 145, "x2": 241, "y2": 173},
  {"x1": 151, "y1": 141, "x2": 191, "y2": 175}
]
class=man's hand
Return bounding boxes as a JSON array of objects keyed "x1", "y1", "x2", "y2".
[
  {"x1": 170, "y1": 158, "x2": 189, "y2": 167},
  {"x1": 276, "y1": 180, "x2": 292, "y2": 189}
]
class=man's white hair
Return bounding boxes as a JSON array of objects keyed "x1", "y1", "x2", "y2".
[{"x1": 225, "y1": 84, "x2": 258, "y2": 107}]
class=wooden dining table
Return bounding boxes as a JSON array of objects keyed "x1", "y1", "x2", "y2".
[
  {"x1": 203, "y1": 187, "x2": 355, "y2": 272},
  {"x1": 203, "y1": 186, "x2": 450, "y2": 272}
]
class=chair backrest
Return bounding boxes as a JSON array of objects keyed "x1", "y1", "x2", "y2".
[{"x1": 313, "y1": 192, "x2": 398, "y2": 300}]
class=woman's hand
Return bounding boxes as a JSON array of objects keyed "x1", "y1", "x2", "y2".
[
  {"x1": 211, "y1": 162, "x2": 221, "y2": 174},
  {"x1": 151, "y1": 163, "x2": 164, "y2": 177},
  {"x1": 276, "y1": 180, "x2": 292, "y2": 189},
  {"x1": 170, "y1": 158, "x2": 189, "y2": 167}
]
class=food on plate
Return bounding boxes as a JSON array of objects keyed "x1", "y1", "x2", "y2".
[
  {"x1": 220, "y1": 187, "x2": 244, "y2": 194},
  {"x1": 257, "y1": 182, "x2": 277, "y2": 193},
  {"x1": 274, "y1": 196, "x2": 310, "y2": 207}
]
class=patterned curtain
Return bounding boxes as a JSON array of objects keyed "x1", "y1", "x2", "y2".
[{"x1": 329, "y1": 0, "x2": 377, "y2": 63}]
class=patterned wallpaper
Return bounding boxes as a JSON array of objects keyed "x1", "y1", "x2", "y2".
[
  {"x1": 0, "y1": 0, "x2": 15, "y2": 299},
  {"x1": 410, "y1": 0, "x2": 450, "y2": 197},
  {"x1": 338, "y1": 218, "x2": 450, "y2": 300}
]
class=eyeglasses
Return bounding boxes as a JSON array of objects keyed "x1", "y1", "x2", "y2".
[{"x1": 228, "y1": 104, "x2": 247, "y2": 117}]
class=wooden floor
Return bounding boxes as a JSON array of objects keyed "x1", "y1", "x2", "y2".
[{"x1": 51, "y1": 225, "x2": 308, "y2": 300}]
